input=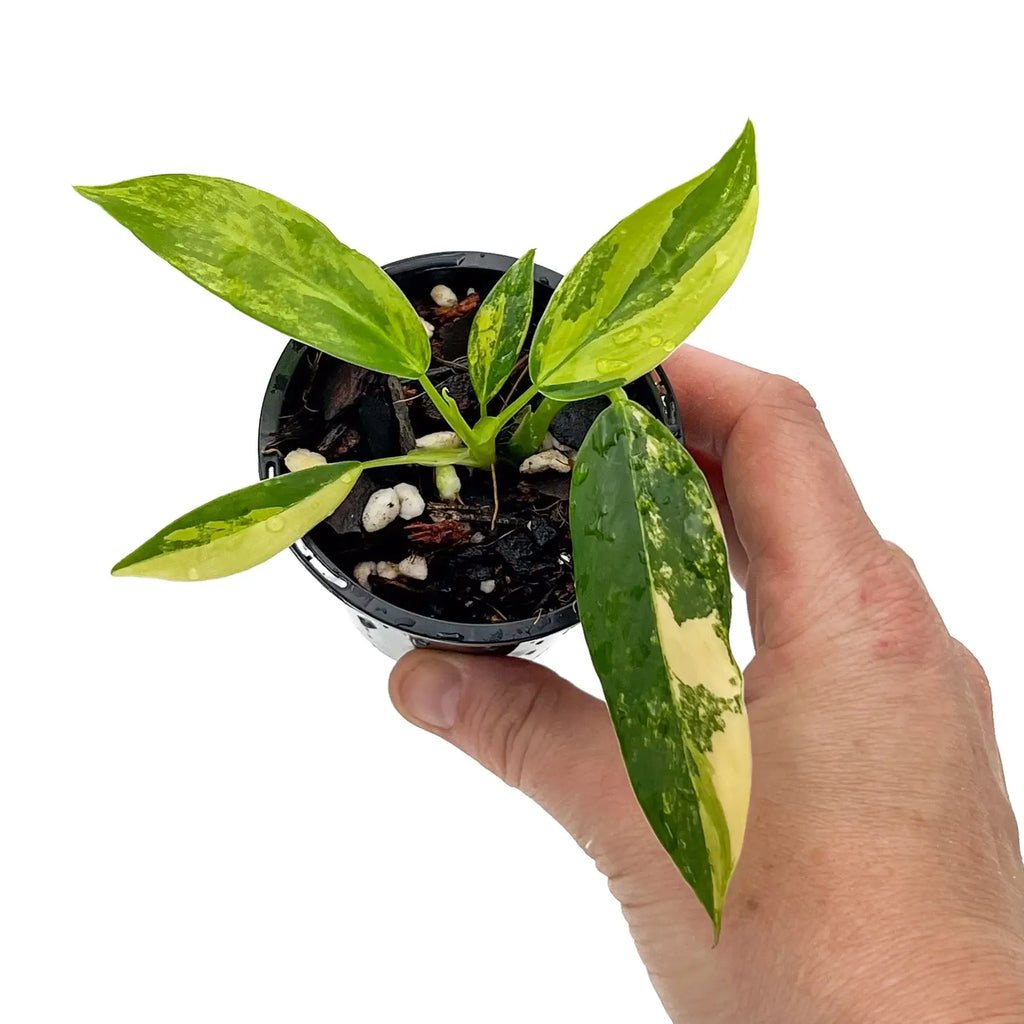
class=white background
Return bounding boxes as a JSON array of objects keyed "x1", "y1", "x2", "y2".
[{"x1": 2, "y1": 2, "x2": 1021, "y2": 1021}]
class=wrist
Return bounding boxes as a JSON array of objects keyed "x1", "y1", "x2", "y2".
[{"x1": 839, "y1": 928, "x2": 1024, "y2": 1024}]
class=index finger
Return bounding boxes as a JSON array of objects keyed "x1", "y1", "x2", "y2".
[{"x1": 664, "y1": 345, "x2": 881, "y2": 582}]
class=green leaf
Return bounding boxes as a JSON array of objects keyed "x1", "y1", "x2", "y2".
[
  {"x1": 76, "y1": 175, "x2": 429, "y2": 378},
  {"x1": 112, "y1": 462, "x2": 362, "y2": 581},
  {"x1": 467, "y1": 249, "x2": 536, "y2": 408},
  {"x1": 570, "y1": 400, "x2": 750, "y2": 938},
  {"x1": 531, "y1": 122, "x2": 758, "y2": 400}
]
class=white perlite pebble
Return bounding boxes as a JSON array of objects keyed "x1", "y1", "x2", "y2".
[
  {"x1": 430, "y1": 284, "x2": 458, "y2": 308},
  {"x1": 419, "y1": 317, "x2": 435, "y2": 339},
  {"x1": 416, "y1": 430, "x2": 461, "y2": 450},
  {"x1": 394, "y1": 482, "x2": 425, "y2": 520},
  {"x1": 479, "y1": 579, "x2": 496, "y2": 595},
  {"x1": 520, "y1": 450, "x2": 572, "y2": 474},
  {"x1": 376, "y1": 561, "x2": 401, "y2": 580},
  {"x1": 284, "y1": 448, "x2": 327, "y2": 472},
  {"x1": 353, "y1": 561, "x2": 375, "y2": 587},
  {"x1": 435, "y1": 464, "x2": 462, "y2": 500},
  {"x1": 541, "y1": 433, "x2": 575, "y2": 456},
  {"x1": 470, "y1": 532, "x2": 485, "y2": 545},
  {"x1": 398, "y1": 555, "x2": 428, "y2": 581},
  {"x1": 362, "y1": 488, "x2": 401, "y2": 532},
  {"x1": 466, "y1": 287, "x2": 476, "y2": 295}
]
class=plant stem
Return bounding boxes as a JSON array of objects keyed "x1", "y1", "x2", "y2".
[
  {"x1": 364, "y1": 448, "x2": 486, "y2": 471},
  {"x1": 493, "y1": 381, "x2": 541, "y2": 431},
  {"x1": 506, "y1": 395, "x2": 567, "y2": 462},
  {"x1": 417, "y1": 374, "x2": 490, "y2": 462},
  {"x1": 490, "y1": 463, "x2": 500, "y2": 532}
]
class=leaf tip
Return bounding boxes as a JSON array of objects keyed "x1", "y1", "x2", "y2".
[
  {"x1": 73, "y1": 184, "x2": 103, "y2": 202},
  {"x1": 733, "y1": 119, "x2": 756, "y2": 158},
  {"x1": 111, "y1": 550, "x2": 148, "y2": 578},
  {"x1": 708, "y1": 867, "x2": 736, "y2": 946},
  {"x1": 739, "y1": 121, "x2": 757, "y2": 164},
  {"x1": 717, "y1": 120, "x2": 757, "y2": 190},
  {"x1": 711, "y1": 908, "x2": 723, "y2": 946}
]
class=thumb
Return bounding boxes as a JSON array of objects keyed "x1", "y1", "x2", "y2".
[{"x1": 389, "y1": 650, "x2": 644, "y2": 859}]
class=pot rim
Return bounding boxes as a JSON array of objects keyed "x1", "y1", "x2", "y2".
[{"x1": 257, "y1": 249, "x2": 681, "y2": 647}]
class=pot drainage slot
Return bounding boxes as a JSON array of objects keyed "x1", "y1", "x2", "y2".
[{"x1": 294, "y1": 538, "x2": 348, "y2": 589}]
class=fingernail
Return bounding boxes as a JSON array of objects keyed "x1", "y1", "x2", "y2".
[{"x1": 394, "y1": 654, "x2": 463, "y2": 730}]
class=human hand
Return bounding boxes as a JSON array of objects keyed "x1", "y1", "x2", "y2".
[{"x1": 389, "y1": 346, "x2": 1024, "y2": 1023}]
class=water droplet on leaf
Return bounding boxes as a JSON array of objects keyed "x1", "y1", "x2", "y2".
[
  {"x1": 187, "y1": 567, "x2": 199, "y2": 581},
  {"x1": 266, "y1": 515, "x2": 285, "y2": 533}
]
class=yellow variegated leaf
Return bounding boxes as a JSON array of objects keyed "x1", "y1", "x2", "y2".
[
  {"x1": 531, "y1": 122, "x2": 758, "y2": 400},
  {"x1": 112, "y1": 462, "x2": 361, "y2": 581},
  {"x1": 467, "y1": 250, "x2": 536, "y2": 408},
  {"x1": 76, "y1": 176, "x2": 430, "y2": 378},
  {"x1": 570, "y1": 400, "x2": 750, "y2": 938}
]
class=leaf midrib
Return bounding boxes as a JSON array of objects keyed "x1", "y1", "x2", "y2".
[
  {"x1": 617, "y1": 405, "x2": 685, "y2": 718},
  {"x1": 207, "y1": 209, "x2": 399, "y2": 355},
  {"x1": 536, "y1": 170, "x2": 751, "y2": 388},
  {"x1": 616, "y1": 403, "x2": 715, "y2": 906}
]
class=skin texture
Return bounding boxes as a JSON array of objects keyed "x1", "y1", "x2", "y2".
[{"x1": 389, "y1": 346, "x2": 1024, "y2": 1024}]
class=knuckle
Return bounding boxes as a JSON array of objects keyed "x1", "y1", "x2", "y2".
[
  {"x1": 768, "y1": 374, "x2": 818, "y2": 412},
  {"x1": 473, "y1": 677, "x2": 559, "y2": 791},
  {"x1": 951, "y1": 638, "x2": 995, "y2": 712},
  {"x1": 742, "y1": 375, "x2": 825, "y2": 441},
  {"x1": 600, "y1": 830, "x2": 668, "y2": 889},
  {"x1": 853, "y1": 542, "x2": 946, "y2": 664},
  {"x1": 881, "y1": 540, "x2": 922, "y2": 581}
]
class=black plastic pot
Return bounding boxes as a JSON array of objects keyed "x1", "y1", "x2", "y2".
[{"x1": 258, "y1": 251, "x2": 682, "y2": 660}]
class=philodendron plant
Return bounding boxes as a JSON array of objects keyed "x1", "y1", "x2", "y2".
[{"x1": 78, "y1": 121, "x2": 758, "y2": 937}]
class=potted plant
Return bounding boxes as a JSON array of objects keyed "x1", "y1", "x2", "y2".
[
  {"x1": 77, "y1": 120, "x2": 758, "y2": 937},
  {"x1": 256, "y1": 250, "x2": 684, "y2": 661}
]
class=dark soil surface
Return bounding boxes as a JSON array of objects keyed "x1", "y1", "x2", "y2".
[{"x1": 262, "y1": 275, "x2": 669, "y2": 625}]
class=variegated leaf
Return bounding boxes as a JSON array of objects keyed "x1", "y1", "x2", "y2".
[
  {"x1": 570, "y1": 400, "x2": 750, "y2": 938},
  {"x1": 112, "y1": 462, "x2": 361, "y2": 581},
  {"x1": 467, "y1": 249, "x2": 535, "y2": 407},
  {"x1": 76, "y1": 175, "x2": 430, "y2": 378},
  {"x1": 531, "y1": 122, "x2": 758, "y2": 400}
]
